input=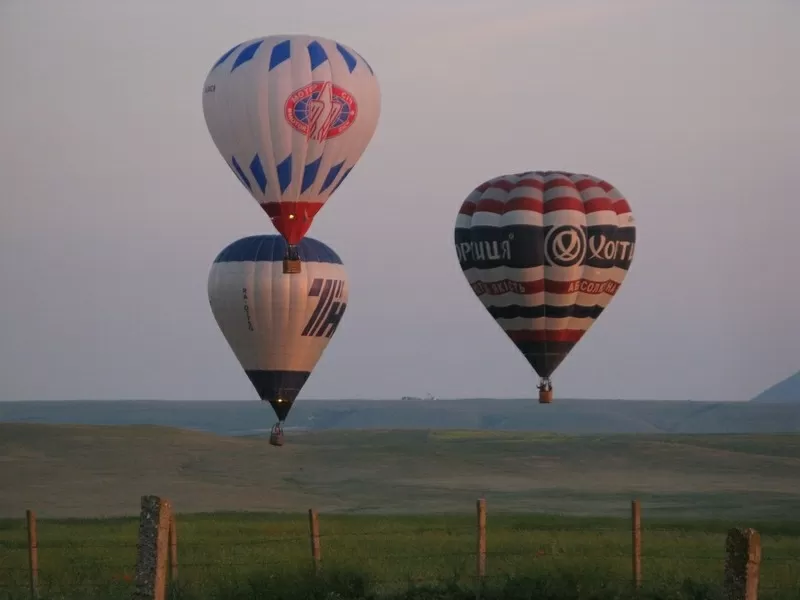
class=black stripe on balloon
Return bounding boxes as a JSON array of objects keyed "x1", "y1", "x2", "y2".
[
  {"x1": 513, "y1": 341, "x2": 576, "y2": 379},
  {"x1": 454, "y1": 224, "x2": 635, "y2": 271},
  {"x1": 488, "y1": 304, "x2": 605, "y2": 320},
  {"x1": 245, "y1": 369, "x2": 310, "y2": 422}
]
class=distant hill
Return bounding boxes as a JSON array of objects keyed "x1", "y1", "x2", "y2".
[
  {"x1": 2, "y1": 398, "x2": 800, "y2": 435},
  {"x1": 752, "y1": 371, "x2": 800, "y2": 404}
]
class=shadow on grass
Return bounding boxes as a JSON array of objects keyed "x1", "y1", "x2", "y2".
[
  {"x1": 2, "y1": 566, "x2": 792, "y2": 600},
  {"x1": 162, "y1": 568, "x2": 726, "y2": 600},
  {"x1": 167, "y1": 566, "x2": 800, "y2": 600}
]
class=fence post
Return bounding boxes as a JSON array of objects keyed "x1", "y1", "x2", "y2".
[
  {"x1": 133, "y1": 495, "x2": 172, "y2": 600},
  {"x1": 476, "y1": 498, "x2": 486, "y2": 581},
  {"x1": 26, "y1": 510, "x2": 39, "y2": 600},
  {"x1": 308, "y1": 509, "x2": 321, "y2": 574},
  {"x1": 631, "y1": 499, "x2": 642, "y2": 589},
  {"x1": 169, "y1": 513, "x2": 178, "y2": 582},
  {"x1": 724, "y1": 528, "x2": 761, "y2": 600}
]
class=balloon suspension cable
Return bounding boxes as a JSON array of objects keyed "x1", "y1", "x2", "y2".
[
  {"x1": 538, "y1": 377, "x2": 554, "y2": 404},
  {"x1": 269, "y1": 420, "x2": 285, "y2": 447},
  {"x1": 283, "y1": 244, "x2": 302, "y2": 274}
]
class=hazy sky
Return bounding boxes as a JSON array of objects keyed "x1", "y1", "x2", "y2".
[{"x1": 1, "y1": 0, "x2": 798, "y2": 403}]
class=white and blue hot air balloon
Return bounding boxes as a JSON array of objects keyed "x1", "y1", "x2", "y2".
[
  {"x1": 207, "y1": 234, "x2": 349, "y2": 446},
  {"x1": 202, "y1": 35, "x2": 380, "y2": 273}
]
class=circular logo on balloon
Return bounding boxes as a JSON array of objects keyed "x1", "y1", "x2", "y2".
[
  {"x1": 285, "y1": 81, "x2": 358, "y2": 141},
  {"x1": 544, "y1": 225, "x2": 587, "y2": 267}
]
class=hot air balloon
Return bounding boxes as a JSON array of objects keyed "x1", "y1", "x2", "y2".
[
  {"x1": 202, "y1": 35, "x2": 381, "y2": 274},
  {"x1": 453, "y1": 171, "x2": 636, "y2": 404},
  {"x1": 208, "y1": 234, "x2": 349, "y2": 446}
]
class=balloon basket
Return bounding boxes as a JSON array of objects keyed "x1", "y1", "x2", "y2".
[
  {"x1": 269, "y1": 423, "x2": 285, "y2": 447},
  {"x1": 283, "y1": 258, "x2": 302, "y2": 274},
  {"x1": 538, "y1": 389, "x2": 553, "y2": 404}
]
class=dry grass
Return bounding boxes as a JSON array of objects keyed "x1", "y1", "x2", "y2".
[{"x1": 0, "y1": 424, "x2": 799, "y2": 519}]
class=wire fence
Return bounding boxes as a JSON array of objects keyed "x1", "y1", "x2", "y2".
[{"x1": 0, "y1": 499, "x2": 798, "y2": 600}]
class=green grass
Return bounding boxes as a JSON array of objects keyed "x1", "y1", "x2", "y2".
[
  {"x1": 1, "y1": 425, "x2": 799, "y2": 598},
  {"x1": 0, "y1": 512, "x2": 798, "y2": 600}
]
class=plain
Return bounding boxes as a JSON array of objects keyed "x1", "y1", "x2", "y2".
[{"x1": 1, "y1": 424, "x2": 799, "y2": 599}]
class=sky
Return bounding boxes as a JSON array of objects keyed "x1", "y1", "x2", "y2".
[{"x1": 1, "y1": 0, "x2": 799, "y2": 403}]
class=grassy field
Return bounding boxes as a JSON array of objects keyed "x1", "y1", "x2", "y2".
[
  {"x1": 0, "y1": 512, "x2": 798, "y2": 600},
  {"x1": 1, "y1": 424, "x2": 800, "y2": 519},
  {"x1": 1, "y1": 424, "x2": 799, "y2": 598}
]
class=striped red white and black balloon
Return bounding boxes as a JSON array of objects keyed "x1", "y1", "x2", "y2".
[{"x1": 453, "y1": 171, "x2": 636, "y2": 399}]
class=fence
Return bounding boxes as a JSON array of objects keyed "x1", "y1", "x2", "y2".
[{"x1": 1, "y1": 497, "x2": 797, "y2": 600}]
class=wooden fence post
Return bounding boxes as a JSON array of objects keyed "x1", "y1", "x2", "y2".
[
  {"x1": 308, "y1": 509, "x2": 321, "y2": 574},
  {"x1": 631, "y1": 499, "x2": 642, "y2": 589},
  {"x1": 133, "y1": 496, "x2": 172, "y2": 600},
  {"x1": 724, "y1": 528, "x2": 761, "y2": 600},
  {"x1": 169, "y1": 513, "x2": 178, "y2": 582},
  {"x1": 476, "y1": 498, "x2": 486, "y2": 581},
  {"x1": 26, "y1": 510, "x2": 39, "y2": 600}
]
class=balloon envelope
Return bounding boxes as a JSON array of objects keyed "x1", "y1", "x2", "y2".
[
  {"x1": 202, "y1": 35, "x2": 381, "y2": 245},
  {"x1": 453, "y1": 171, "x2": 636, "y2": 381},
  {"x1": 208, "y1": 234, "x2": 349, "y2": 422}
]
